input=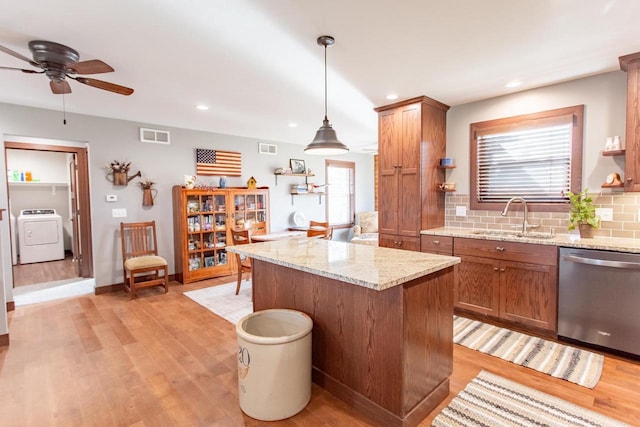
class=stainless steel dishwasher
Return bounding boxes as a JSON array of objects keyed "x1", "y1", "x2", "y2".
[{"x1": 558, "y1": 247, "x2": 640, "y2": 357}]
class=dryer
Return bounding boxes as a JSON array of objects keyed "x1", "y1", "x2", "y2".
[{"x1": 18, "y1": 209, "x2": 65, "y2": 264}]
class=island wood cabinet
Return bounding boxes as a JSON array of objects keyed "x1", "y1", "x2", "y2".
[
  {"x1": 375, "y1": 96, "x2": 449, "y2": 251},
  {"x1": 172, "y1": 186, "x2": 269, "y2": 283},
  {"x1": 619, "y1": 51, "x2": 640, "y2": 192},
  {"x1": 453, "y1": 237, "x2": 558, "y2": 334}
]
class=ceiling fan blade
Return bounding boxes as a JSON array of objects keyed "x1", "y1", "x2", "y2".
[
  {"x1": 0, "y1": 66, "x2": 43, "y2": 74},
  {"x1": 0, "y1": 43, "x2": 39, "y2": 67},
  {"x1": 70, "y1": 59, "x2": 114, "y2": 75},
  {"x1": 50, "y1": 80, "x2": 72, "y2": 94},
  {"x1": 73, "y1": 76, "x2": 134, "y2": 95}
]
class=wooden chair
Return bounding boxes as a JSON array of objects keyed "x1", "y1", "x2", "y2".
[
  {"x1": 120, "y1": 221, "x2": 168, "y2": 299},
  {"x1": 248, "y1": 221, "x2": 267, "y2": 238},
  {"x1": 230, "y1": 229, "x2": 252, "y2": 295},
  {"x1": 307, "y1": 220, "x2": 333, "y2": 240}
]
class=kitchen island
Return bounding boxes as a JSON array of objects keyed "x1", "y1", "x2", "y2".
[{"x1": 227, "y1": 239, "x2": 460, "y2": 427}]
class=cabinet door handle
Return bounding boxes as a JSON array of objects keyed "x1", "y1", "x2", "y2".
[
  {"x1": 496, "y1": 246, "x2": 505, "y2": 251},
  {"x1": 500, "y1": 268, "x2": 505, "y2": 272},
  {"x1": 493, "y1": 267, "x2": 499, "y2": 271},
  {"x1": 627, "y1": 177, "x2": 633, "y2": 182},
  {"x1": 433, "y1": 240, "x2": 440, "y2": 245}
]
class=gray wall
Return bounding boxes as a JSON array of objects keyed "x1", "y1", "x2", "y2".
[
  {"x1": 0, "y1": 103, "x2": 375, "y2": 302},
  {"x1": 445, "y1": 70, "x2": 628, "y2": 194}
]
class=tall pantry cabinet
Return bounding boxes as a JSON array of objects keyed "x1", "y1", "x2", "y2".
[{"x1": 375, "y1": 96, "x2": 449, "y2": 251}]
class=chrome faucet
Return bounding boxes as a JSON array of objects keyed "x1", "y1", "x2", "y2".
[{"x1": 501, "y1": 197, "x2": 532, "y2": 234}]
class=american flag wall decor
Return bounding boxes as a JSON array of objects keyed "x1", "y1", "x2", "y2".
[{"x1": 195, "y1": 148, "x2": 242, "y2": 176}]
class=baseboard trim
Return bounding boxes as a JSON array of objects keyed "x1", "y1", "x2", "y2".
[
  {"x1": 95, "y1": 283, "x2": 124, "y2": 295},
  {"x1": 0, "y1": 333, "x2": 9, "y2": 346},
  {"x1": 6, "y1": 301, "x2": 15, "y2": 312},
  {"x1": 95, "y1": 274, "x2": 177, "y2": 295}
]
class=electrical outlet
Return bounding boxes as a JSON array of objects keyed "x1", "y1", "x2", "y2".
[
  {"x1": 455, "y1": 206, "x2": 467, "y2": 217},
  {"x1": 595, "y1": 208, "x2": 613, "y2": 222},
  {"x1": 112, "y1": 208, "x2": 127, "y2": 218}
]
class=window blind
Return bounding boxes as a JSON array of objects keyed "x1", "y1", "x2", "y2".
[{"x1": 476, "y1": 123, "x2": 572, "y2": 202}]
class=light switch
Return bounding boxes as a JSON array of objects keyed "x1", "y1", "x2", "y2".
[
  {"x1": 106, "y1": 194, "x2": 118, "y2": 202},
  {"x1": 595, "y1": 208, "x2": 613, "y2": 222},
  {"x1": 456, "y1": 206, "x2": 467, "y2": 217},
  {"x1": 112, "y1": 208, "x2": 127, "y2": 218}
]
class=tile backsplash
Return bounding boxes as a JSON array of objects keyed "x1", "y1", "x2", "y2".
[{"x1": 445, "y1": 192, "x2": 640, "y2": 239}]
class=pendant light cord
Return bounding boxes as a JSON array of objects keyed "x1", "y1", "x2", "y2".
[{"x1": 323, "y1": 43, "x2": 328, "y2": 120}]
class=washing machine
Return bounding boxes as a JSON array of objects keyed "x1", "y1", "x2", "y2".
[{"x1": 17, "y1": 209, "x2": 64, "y2": 264}]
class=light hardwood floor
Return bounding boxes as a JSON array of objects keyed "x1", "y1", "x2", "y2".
[
  {"x1": 1, "y1": 277, "x2": 639, "y2": 426},
  {"x1": 12, "y1": 254, "x2": 78, "y2": 287}
]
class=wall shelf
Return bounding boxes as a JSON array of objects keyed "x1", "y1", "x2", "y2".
[
  {"x1": 290, "y1": 192, "x2": 325, "y2": 205},
  {"x1": 601, "y1": 183, "x2": 625, "y2": 189},
  {"x1": 8, "y1": 181, "x2": 69, "y2": 187},
  {"x1": 437, "y1": 165, "x2": 456, "y2": 169},
  {"x1": 274, "y1": 173, "x2": 315, "y2": 185}
]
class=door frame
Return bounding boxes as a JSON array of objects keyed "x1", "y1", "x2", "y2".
[{"x1": 4, "y1": 140, "x2": 93, "y2": 279}]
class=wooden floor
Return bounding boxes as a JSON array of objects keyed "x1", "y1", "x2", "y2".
[
  {"x1": 1, "y1": 276, "x2": 639, "y2": 427},
  {"x1": 12, "y1": 253, "x2": 78, "y2": 287}
]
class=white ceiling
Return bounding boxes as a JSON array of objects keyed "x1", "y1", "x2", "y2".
[{"x1": 1, "y1": 0, "x2": 639, "y2": 152}]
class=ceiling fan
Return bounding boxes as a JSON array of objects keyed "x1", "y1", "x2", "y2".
[{"x1": 0, "y1": 40, "x2": 134, "y2": 96}]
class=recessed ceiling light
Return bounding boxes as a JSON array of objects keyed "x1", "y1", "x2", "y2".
[
  {"x1": 506, "y1": 80, "x2": 522, "y2": 88},
  {"x1": 386, "y1": 94, "x2": 398, "y2": 100},
  {"x1": 196, "y1": 104, "x2": 209, "y2": 111},
  {"x1": 288, "y1": 122, "x2": 298, "y2": 128}
]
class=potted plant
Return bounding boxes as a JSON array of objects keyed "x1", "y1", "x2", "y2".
[
  {"x1": 567, "y1": 188, "x2": 600, "y2": 238},
  {"x1": 138, "y1": 178, "x2": 157, "y2": 206},
  {"x1": 106, "y1": 160, "x2": 141, "y2": 185}
]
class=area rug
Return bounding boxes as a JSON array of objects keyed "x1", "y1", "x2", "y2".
[
  {"x1": 431, "y1": 370, "x2": 629, "y2": 427},
  {"x1": 183, "y1": 281, "x2": 252, "y2": 324},
  {"x1": 454, "y1": 316, "x2": 603, "y2": 388}
]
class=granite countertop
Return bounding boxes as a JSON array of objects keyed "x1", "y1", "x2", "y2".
[
  {"x1": 421, "y1": 227, "x2": 640, "y2": 254},
  {"x1": 227, "y1": 239, "x2": 460, "y2": 291}
]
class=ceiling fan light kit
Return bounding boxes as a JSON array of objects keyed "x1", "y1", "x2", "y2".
[
  {"x1": 305, "y1": 35, "x2": 349, "y2": 155},
  {"x1": 0, "y1": 40, "x2": 134, "y2": 96}
]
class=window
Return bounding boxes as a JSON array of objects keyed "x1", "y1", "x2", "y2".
[
  {"x1": 325, "y1": 160, "x2": 355, "y2": 228},
  {"x1": 470, "y1": 105, "x2": 584, "y2": 212}
]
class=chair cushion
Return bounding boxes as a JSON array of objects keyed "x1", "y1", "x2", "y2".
[
  {"x1": 125, "y1": 255, "x2": 167, "y2": 270},
  {"x1": 358, "y1": 212, "x2": 378, "y2": 234}
]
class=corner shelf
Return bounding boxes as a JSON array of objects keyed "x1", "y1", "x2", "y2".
[
  {"x1": 602, "y1": 149, "x2": 626, "y2": 156},
  {"x1": 438, "y1": 160, "x2": 455, "y2": 192}
]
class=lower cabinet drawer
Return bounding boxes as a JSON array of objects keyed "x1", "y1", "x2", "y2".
[{"x1": 421, "y1": 235, "x2": 453, "y2": 255}]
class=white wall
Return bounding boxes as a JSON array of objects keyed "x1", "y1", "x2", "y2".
[
  {"x1": 0, "y1": 102, "x2": 375, "y2": 299},
  {"x1": 445, "y1": 70, "x2": 627, "y2": 195}
]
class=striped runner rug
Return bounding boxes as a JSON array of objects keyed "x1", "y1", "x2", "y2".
[
  {"x1": 431, "y1": 370, "x2": 630, "y2": 427},
  {"x1": 453, "y1": 316, "x2": 603, "y2": 388}
]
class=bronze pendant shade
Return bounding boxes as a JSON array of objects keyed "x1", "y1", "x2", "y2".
[{"x1": 304, "y1": 35, "x2": 349, "y2": 155}]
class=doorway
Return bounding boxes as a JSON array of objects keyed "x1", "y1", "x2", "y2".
[{"x1": 4, "y1": 140, "x2": 93, "y2": 305}]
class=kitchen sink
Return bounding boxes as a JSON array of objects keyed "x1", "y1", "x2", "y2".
[{"x1": 471, "y1": 230, "x2": 555, "y2": 239}]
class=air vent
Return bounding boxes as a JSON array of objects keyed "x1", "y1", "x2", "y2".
[
  {"x1": 258, "y1": 142, "x2": 277, "y2": 155},
  {"x1": 140, "y1": 128, "x2": 170, "y2": 144}
]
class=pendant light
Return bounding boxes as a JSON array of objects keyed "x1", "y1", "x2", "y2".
[{"x1": 304, "y1": 35, "x2": 349, "y2": 155}]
